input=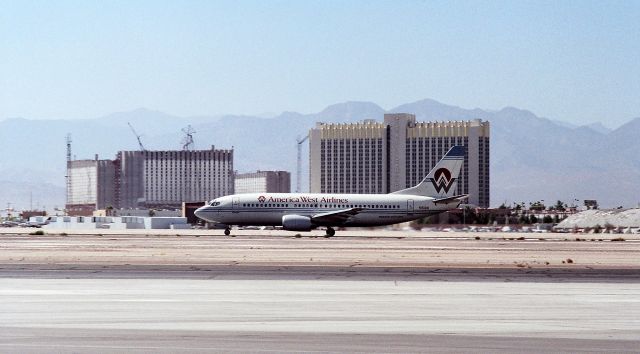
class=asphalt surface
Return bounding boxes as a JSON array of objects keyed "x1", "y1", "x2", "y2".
[
  {"x1": 1, "y1": 231, "x2": 639, "y2": 353},
  {"x1": 1, "y1": 277, "x2": 639, "y2": 353}
]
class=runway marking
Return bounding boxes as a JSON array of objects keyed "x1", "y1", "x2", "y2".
[{"x1": 0, "y1": 343, "x2": 317, "y2": 353}]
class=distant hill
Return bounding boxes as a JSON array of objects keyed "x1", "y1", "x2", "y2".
[
  {"x1": 1, "y1": 100, "x2": 638, "y2": 211},
  {"x1": 583, "y1": 122, "x2": 612, "y2": 135}
]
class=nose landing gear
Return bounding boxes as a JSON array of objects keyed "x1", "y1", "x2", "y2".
[{"x1": 224, "y1": 228, "x2": 231, "y2": 236}]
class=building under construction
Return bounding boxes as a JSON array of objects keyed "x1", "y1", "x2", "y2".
[{"x1": 65, "y1": 146, "x2": 234, "y2": 215}]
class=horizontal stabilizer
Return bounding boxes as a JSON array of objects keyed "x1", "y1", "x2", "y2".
[{"x1": 432, "y1": 194, "x2": 468, "y2": 205}]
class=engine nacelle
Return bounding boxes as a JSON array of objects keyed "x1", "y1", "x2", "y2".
[{"x1": 282, "y1": 214, "x2": 313, "y2": 231}]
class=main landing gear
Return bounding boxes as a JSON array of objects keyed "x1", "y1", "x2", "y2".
[
  {"x1": 325, "y1": 227, "x2": 335, "y2": 238},
  {"x1": 224, "y1": 227, "x2": 231, "y2": 236}
]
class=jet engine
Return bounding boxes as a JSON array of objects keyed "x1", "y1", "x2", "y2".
[{"x1": 282, "y1": 215, "x2": 313, "y2": 231}]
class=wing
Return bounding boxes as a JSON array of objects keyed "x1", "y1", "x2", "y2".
[{"x1": 311, "y1": 207, "x2": 364, "y2": 225}]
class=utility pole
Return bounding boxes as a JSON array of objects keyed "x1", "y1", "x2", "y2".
[
  {"x1": 6, "y1": 202, "x2": 13, "y2": 220},
  {"x1": 65, "y1": 134, "x2": 72, "y2": 211},
  {"x1": 463, "y1": 205, "x2": 466, "y2": 225},
  {"x1": 296, "y1": 135, "x2": 309, "y2": 193}
]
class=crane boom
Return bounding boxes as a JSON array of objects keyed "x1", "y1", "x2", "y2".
[
  {"x1": 127, "y1": 122, "x2": 147, "y2": 151},
  {"x1": 296, "y1": 135, "x2": 309, "y2": 193}
]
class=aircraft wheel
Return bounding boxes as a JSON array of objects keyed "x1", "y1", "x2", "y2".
[
  {"x1": 224, "y1": 228, "x2": 231, "y2": 236},
  {"x1": 325, "y1": 227, "x2": 335, "y2": 237}
]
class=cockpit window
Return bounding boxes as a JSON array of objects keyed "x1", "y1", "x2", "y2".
[{"x1": 210, "y1": 201, "x2": 221, "y2": 206}]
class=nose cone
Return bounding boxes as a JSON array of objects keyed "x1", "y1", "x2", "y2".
[{"x1": 194, "y1": 207, "x2": 205, "y2": 221}]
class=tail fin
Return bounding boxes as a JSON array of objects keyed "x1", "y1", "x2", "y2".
[{"x1": 391, "y1": 145, "x2": 465, "y2": 197}]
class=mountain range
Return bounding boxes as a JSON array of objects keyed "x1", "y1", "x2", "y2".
[{"x1": 1, "y1": 99, "x2": 638, "y2": 212}]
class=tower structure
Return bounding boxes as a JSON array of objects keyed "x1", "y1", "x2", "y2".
[
  {"x1": 296, "y1": 135, "x2": 309, "y2": 193},
  {"x1": 65, "y1": 134, "x2": 72, "y2": 211}
]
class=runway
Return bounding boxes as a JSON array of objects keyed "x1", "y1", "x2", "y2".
[
  {"x1": 1, "y1": 231, "x2": 639, "y2": 352},
  {"x1": 2, "y1": 276, "x2": 640, "y2": 353}
]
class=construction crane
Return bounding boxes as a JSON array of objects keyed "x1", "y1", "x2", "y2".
[
  {"x1": 127, "y1": 122, "x2": 147, "y2": 151},
  {"x1": 181, "y1": 125, "x2": 196, "y2": 150},
  {"x1": 296, "y1": 135, "x2": 309, "y2": 193}
]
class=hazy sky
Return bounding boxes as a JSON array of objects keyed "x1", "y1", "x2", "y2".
[{"x1": 2, "y1": 0, "x2": 639, "y2": 127}]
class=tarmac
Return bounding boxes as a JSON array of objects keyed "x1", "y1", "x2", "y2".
[{"x1": 1, "y1": 228, "x2": 639, "y2": 353}]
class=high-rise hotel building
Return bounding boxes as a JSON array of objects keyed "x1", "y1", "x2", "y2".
[
  {"x1": 66, "y1": 146, "x2": 234, "y2": 215},
  {"x1": 309, "y1": 114, "x2": 490, "y2": 207},
  {"x1": 66, "y1": 157, "x2": 117, "y2": 216},
  {"x1": 234, "y1": 170, "x2": 291, "y2": 194},
  {"x1": 116, "y1": 147, "x2": 234, "y2": 209}
]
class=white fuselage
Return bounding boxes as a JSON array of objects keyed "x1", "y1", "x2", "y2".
[{"x1": 194, "y1": 192, "x2": 455, "y2": 228}]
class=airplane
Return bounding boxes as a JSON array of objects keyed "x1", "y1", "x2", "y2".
[{"x1": 195, "y1": 145, "x2": 467, "y2": 236}]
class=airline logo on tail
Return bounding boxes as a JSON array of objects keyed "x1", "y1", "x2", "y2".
[{"x1": 429, "y1": 168, "x2": 456, "y2": 193}]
